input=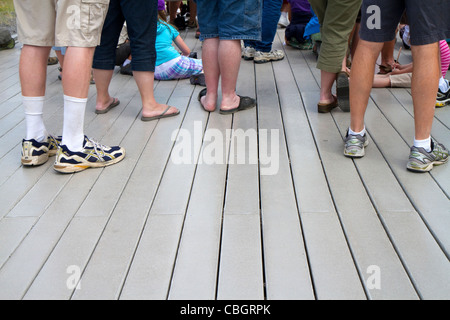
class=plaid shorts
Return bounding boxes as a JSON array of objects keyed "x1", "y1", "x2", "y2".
[{"x1": 155, "y1": 56, "x2": 203, "y2": 81}]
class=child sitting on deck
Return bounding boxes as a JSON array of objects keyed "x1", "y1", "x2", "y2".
[
  {"x1": 371, "y1": 37, "x2": 450, "y2": 107},
  {"x1": 154, "y1": 13, "x2": 205, "y2": 85},
  {"x1": 284, "y1": 0, "x2": 315, "y2": 50}
]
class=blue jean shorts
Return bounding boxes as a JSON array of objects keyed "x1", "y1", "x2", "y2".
[
  {"x1": 360, "y1": 0, "x2": 449, "y2": 46},
  {"x1": 195, "y1": 0, "x2": 262, "y2": 41}
]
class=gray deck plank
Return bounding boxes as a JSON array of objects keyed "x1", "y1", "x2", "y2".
[
  {"x1": 217, "y1": 60, "x2": 264, "y2": 300},
  {"x1": 168, "y1": 113, "x2": 232, "y2": 300},
  {"x1": 255, "y1": 54, "x2": 315, "y2": 299}
]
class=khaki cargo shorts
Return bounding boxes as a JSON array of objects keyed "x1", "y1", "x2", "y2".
[{"x1": 14, "y1": 0, "x2": 110, "y2": 47}]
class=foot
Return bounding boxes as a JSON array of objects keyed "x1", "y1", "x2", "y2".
[
  {"x1": 406, "y1": 138, "x2": 448, "y2": 172},
  {"x1": 317, "y1": 95, "x2": 338, "y2": 113},
  {"x1": 436, "y1": 82, "x2": 450, "y2": 107},
  {"x1": 54, "y1": 136, "x2": 125, "y2": 173},
  {"x1": 253, "y1": 50, "x2": 285, "y2": 64},
  {"x1": 199, "y1": 90, "x2": 218, "y2": 112},
  {"x1": 21, "y1": 135, "x2": 61, "y2": 166},
  {"x1": 242, "y1": 46, "x2": 256, "y2": 61},
  {"x1": 344, "y1": 130, "x2": 369, "y2": 158},
  {"x1": 220, "y1": 95, "x2": 256, "y2": 115},
  {"x1": 219, "y1": 94, "x2": 240, "y2": 112},
  {"x1": 95, "y1": 97, "x2": 120, "y2": 114},
  {"x1": 142, "y1": 103, "x2": 179, "y2": 119}
]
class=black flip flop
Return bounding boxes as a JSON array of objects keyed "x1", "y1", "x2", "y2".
[
  {"x1": 198, "y1": 88, "x2": 215, "y2": 112},
  {"x1": 219, "y1": 95, "x2": 256, "y2": 115}
]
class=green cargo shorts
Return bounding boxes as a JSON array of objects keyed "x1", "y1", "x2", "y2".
[{"x1": 309, "y1": 0, "x2": 362, "y2": 73}]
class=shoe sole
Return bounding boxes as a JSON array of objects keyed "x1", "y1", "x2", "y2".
[
  {"x1": 337, "y1": 73, "x2": 350, "y2": 112},
  {"x1": 22, "y1": 154, "x2": 49, "y2": 166},
  {"x1": 436, "y1": 98, "x2": 450, "y2": 108},
  {"x1": 54, "y1": 152, "x2": 126, "y2": 174},
  {"x1": 406, "y1": 158, "x2": 448, "y2": 173},
  {"x1": 318, "y1": 102, "x2": 337, "y2": 113},
  {"x1": 254, "y1": 56, "x2": 284, "y2": 64},
  {"x1": 344, "y1": 140, "x2": 369, "y2": 158},
  {"x1": 21, "y1": 147, "x2": 58, "y2": 166}
]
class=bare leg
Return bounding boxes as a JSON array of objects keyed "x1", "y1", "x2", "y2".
[
  {"x1": 133, "y1": 71, "x2": 179, "y2": 118},
  {"x1": 379, "y1": 39, "x2": 396, "y2": 72},
  {"x1": 201, "y1": 38, "x2": 220, "y2": 111},
  {"x1": 93, "y1": 69, "x2": 117, "y2": 111},
  {"x1": 169, "y1": 1, "x2": 182, "y2": 23},
  {"x1": 62, "y1": 47, "x2": 95, "y2": 98},
  {"x1": 19, "y1": 45, "x2": 51, "y2": 97},
  {"x1": 188, "y1": 0, "x2": 197, "y2": 25},
  {"x1": 55, "y1": 50, "x2": 65, "y2": 78},
  {"x1": 319, "y1": 71, "x2": 337, "y2": 104},
  {"x1": 218, "y1": 40, "x2": 241, "y2": 111},
  {"x1": 349, "y1": 39, "x2": 384, "y2": 132},
  {"x1": 410, "y1": 42, "x2": 440, "y2": 140}
]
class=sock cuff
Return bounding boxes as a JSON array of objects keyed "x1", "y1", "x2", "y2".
[{"x1": 64, "y1": 95, "x2": 88, "y2": 103}]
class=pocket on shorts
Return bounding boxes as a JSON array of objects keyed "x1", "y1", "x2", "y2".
[{"x1": 80, "y1": 0, "x2": 110, "y2": 35}]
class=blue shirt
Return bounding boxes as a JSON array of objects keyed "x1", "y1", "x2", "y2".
[{"x1": 155, "y1": 22, "x2": 181, "y2": 66}]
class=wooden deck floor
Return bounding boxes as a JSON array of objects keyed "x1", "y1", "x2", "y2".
[{"x1": 0, "y1": 27, "x2": 449, "y2": 300}]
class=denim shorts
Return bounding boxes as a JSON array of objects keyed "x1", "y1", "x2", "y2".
[
  {"x1": 195, "y1": 0, "x2": 262, "y2": 41},
  {"x1": 360, "y1": 0, "x2": 448, "y2": 46}
]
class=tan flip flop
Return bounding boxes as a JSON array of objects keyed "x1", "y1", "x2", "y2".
[
  {"x1": 95, "y1": 98, "x2": 120, "y2": 114},
  {"x1": 141, "y1": 106, "x2": 180, "y2": 121}
]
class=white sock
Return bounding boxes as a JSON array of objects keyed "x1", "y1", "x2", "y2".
[
  {"x1": 122, "y1": 59, "x2": 131, "y2": 67},
  {"x1": 62, "y1": 95, "x2": 87, "y2": 152},
  {"x1": 414, "y1": 136, "x2": 431, "y2": 152},
  {"x1": 439, "y1": 77, "x2": 449, "y2": 92},
  {"x1": 23, "y1": 96, "x2": 47, "y2": 142},
  {"x1": 348, "y1": 126, "x2": 366, "y2": 137}
]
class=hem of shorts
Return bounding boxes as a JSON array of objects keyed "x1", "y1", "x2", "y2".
[
  {"x1": 410, "y1": 33, "x2": 446, "y2": 46},
  {"x1": 359, "y1": 32, "x2": 395, "y2": 44},
  {"x1": 92, "y1": 62, "x2": 116, "y2": 71},
  {"x1": 200, "y1": 34, "x2": 261, "y2": 42},
  {"x1": 316, "y1": 61, "x2": 343, "y2": 74},
  {"x1": 55, "y1": 42, "x2": 100, "y2": 48},
  {"x1": 19, "y1": 38, "x2": 54, "y2": 47}
]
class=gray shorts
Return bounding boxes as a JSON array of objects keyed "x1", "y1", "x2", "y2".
[{"x1": 359, "y1": 0, "x2": 448, "y2": 46}]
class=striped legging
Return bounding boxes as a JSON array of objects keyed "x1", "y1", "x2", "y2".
[{"x1": 440, "y1": 40, "x2": 450, "y2": 77}]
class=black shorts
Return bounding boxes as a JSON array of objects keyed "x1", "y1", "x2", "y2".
[{"x1": 359, "y1": 0, "x2": 449, "y2": 46}]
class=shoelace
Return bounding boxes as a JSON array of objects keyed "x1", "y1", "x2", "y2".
[{"x1": 86, "y1": 137, "x2": 108, "y2": 160}]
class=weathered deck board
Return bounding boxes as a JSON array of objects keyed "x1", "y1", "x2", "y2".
[{"x1": 0, "y1": 27, "x2": 449, "y2": 300}]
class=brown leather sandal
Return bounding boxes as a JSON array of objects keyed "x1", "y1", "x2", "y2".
[{"x1": 317, "y1": 95, "x2": 338, "y2": 113}]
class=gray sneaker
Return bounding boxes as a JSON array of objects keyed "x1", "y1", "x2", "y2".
[
  {"x1": 406, "y1": 138, "x2": 448, "y2": 172},
  {"x1": 344, "y1": 130, "x2": 369, "y2": 158},
  {"x1": 242, "y1": 46, "x2": 256, "y2": 61},
  {"x1": 253, "y1": 50, "x2": 285, "y2": 64}
]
